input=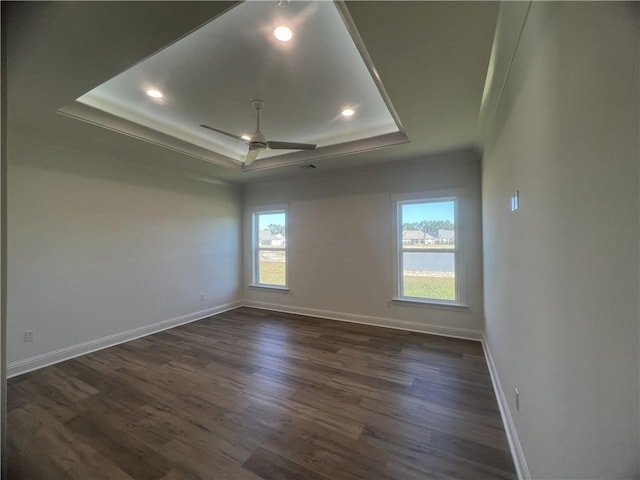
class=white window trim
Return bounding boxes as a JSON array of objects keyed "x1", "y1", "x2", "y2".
[
  {"x1": 249, "y1": 204, "x2": 289, "y2": 290},
  {"x1": 391, "y1": 189, "x2": 467, "y2": 307},
  {"x1": 247, "y1": 284, "x2": 290, "y2": 292}
]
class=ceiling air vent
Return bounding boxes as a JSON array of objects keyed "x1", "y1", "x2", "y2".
[{"x1": 299, "y1": 164, "x2": 317, "y2": 170}]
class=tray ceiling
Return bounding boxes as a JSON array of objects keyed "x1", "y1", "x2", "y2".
[{"x1": 60, "y1": 1, "x2": 407, "y2": 171}]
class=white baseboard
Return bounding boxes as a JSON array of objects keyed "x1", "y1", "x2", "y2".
[
  {"x1": 7, "y1": 300, "x2": 480, "y2": 378},
  {"x1": 7, "y1": 299, "x2": 482, "y2": 377},
  {"x1": 242, "y1": 300, "x2": 483, "y2": 341},
  {"x1": 482, "y1": 334, "x2": 530, "y2": 480},
  {"x1": 7, "y1": 300, "x2": 243, "y2": 378}
]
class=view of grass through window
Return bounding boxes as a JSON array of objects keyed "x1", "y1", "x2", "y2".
[
  {"x1": 256, "y1": 211, "x2": 286, "y2": 286},
  {"x1": 401, "y1": 200, "x2": 456, "y2": 301}
]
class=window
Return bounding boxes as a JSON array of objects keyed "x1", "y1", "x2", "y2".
[
  {"x1": 393, "y1": 192, "x2": 463, "y2": 305},
  {"x1": 252, "y1": 208, "x2": 287, "y2": 288}
]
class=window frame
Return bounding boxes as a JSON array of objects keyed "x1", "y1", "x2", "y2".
[
  {"x1": 391, "y1": 190, "x2": 466, "y2": 307},
  {"x1": 249, "y1": 205, "x2": 289, "y2": 291}
]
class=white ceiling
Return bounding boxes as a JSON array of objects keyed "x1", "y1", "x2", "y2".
[
  {"x1": 70, "y1": 1, "x2": 403, "y2": 167},
  {"x1": 6, "y1": 1, "x2": 499, "y2": 183}
]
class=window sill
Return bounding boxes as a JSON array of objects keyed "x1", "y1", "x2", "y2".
[
  {"x1": 248, "y1": 284, "x2": 290, "y2": 292},
  {"x1": 391, "y1": 298, "x2": 469, "y2": 310}
]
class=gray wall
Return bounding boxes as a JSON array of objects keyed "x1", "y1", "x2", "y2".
[
  {"x1": 7, "y1": 131, "x2": 243, "y2": 367},
  {"x1": 243, "y1": 149, "x2": 484, "y2": 336},
  {"x1": 482, "y1": 2, "x2": 639, "y2": 478}
]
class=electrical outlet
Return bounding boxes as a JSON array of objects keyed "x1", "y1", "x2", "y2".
[
  {"x1": 24, "y1": 330, "x2": 34, "y2": 343},
  {"x1": 515, "y1": 388, "x2": 520, "y2": 411},
  {"x1": 200, "y1": 294, "x2": 205, "y2": 301}
]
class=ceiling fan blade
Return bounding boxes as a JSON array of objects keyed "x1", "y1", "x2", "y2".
[
  {"x1": 245, "y1": 149, "x2": 260, "y2": 166},
  {"x1": 267, "y1": 141, "x2": 316, "y2": 151},
  {"x1": 200, "y1": 124, "x2": 245, "y2": 142}
]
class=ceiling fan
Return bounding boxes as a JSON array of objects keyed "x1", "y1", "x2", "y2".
[{"x1": 200, "y1": 100, "x2": 316, "y2": 166}]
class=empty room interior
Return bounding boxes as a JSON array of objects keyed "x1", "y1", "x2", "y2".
[{"x1": 2, "y1": 1, "x2": 639, "y2": 479}]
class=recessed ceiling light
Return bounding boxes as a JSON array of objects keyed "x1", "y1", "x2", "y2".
[
  {"x1": 241, "y1": 134, "x2": 252, "y2": 141},
  {"x1": 146, "y1": 89, "x2": 164, "y2": 99},
  {"x1": 274, "y1": 26, "x2": 293, "y2": 42},
  {"x1": 341, "y1": 108, "x2": 355, "y2": 117}
]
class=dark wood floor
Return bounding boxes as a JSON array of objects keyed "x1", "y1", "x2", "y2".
[{"x1": 7, "y1": 307, "x2": 515, "y2": 480}]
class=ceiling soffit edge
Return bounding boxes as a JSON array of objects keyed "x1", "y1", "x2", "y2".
[{"x1": 242, "y1": 145, "x2": 481, "y2": 189}]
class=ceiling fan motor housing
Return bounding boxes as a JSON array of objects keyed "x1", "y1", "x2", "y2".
[
  {"x1": 250, "y1": 142, "x2": 267, "y2": 151},
  {"x1": 251, "y1": 130, "x2": 267, "y2": 143}
]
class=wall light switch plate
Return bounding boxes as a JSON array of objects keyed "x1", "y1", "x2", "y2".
[{"x1": 511, "y1": 190, "x2": 519, "y2": 212}]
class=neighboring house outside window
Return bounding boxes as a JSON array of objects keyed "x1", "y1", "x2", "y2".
[
  {"x1": 259, "y1": 229, "x2": 285, "y2": 247},
  {"x1": 402, "y1": 230, "x2": 435, "y2": 245}
]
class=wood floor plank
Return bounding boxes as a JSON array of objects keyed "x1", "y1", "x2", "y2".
[
  {"x1": 8, "y1": 307, "x2": 516, "y2": 479},
  {"x1": 243, "y1": 447, "x2": 330, "y2": 480},
  {"x1": 66, "y1": 452, "x2": 136, "y2": 480},
  {"x1": 8, "y1": 441, "x2": 71, "y2": 480}
]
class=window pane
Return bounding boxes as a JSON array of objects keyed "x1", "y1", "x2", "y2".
[
  {"x1": 255, "y1": 211, "x2": 287, "y2": 286},
  {"x1": 402, "y1": 251, "x2": 455, "y2": 301},
  {"x1": 258, "y1": 250, "x2": 286, "y2": 286},
  {"x1": 401, "y1": 201, "x2": 455, "y2": 249},
  {"x1": 257, "y1": 212, "x2": 286, "y2": 247}
]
